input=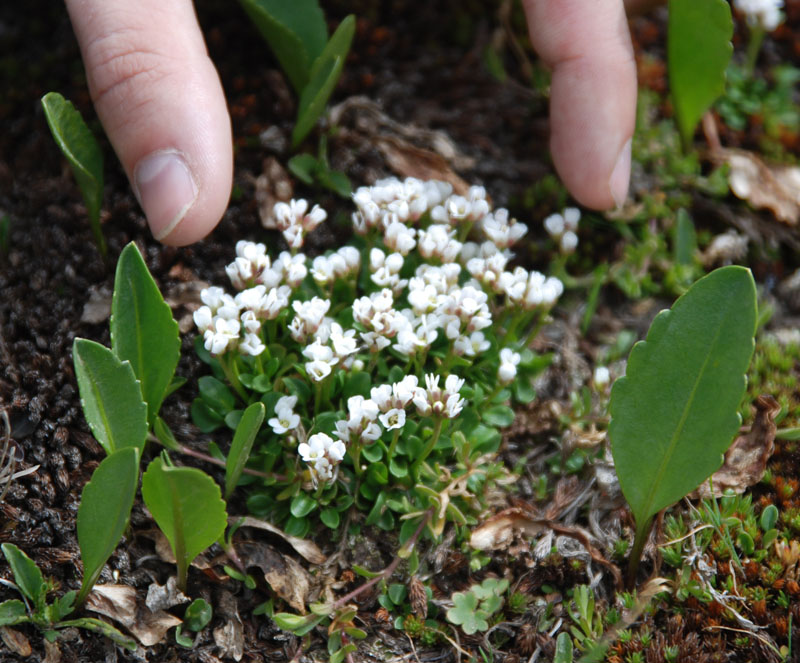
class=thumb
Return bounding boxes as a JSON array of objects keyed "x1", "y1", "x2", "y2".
[{"x1": 65, "y1": 0, "x2": 232, "y2": 246}]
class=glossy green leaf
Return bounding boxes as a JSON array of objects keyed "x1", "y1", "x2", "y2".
[
  {"x1": 184, "y1": 598, "x2": 213, "y2": 631},
  {"x1": 320, "y1": 507, "x2": 339, "y2": 529},
  {"x1": 59, "y1": 617, "x2": 137, "y2": 650},
  {"x1": 292, "y1": 16, "x2": 356, "y2": 147},
  {"x1": 668, "y1": 0, "x2": 733, "y2": 148},
  {"x1": 0, "y1": 600, "x2": 28, "y2": 626},
  {"x1": 73, "y1": 339, "x2": 148, "y2": 455},
  {"x1": 553, "y1": 632, "x2": 574, "y2": 663},
  {"x1": 290, "y1": 493, "x2": 317, "y2": 518},
  {"x1": 111, "y1": 242, "x2": 180, "y2": 426},
  {"x1": 273, "y1": 612, "x2": 325, "y2": 636},
  {"x1": 225, "y1": 402, "x2": 265, "y2": 499},
  {"x1": 191, "y1": 399, "x2": 225, "y2": 433},
  {"x1": 40, "y1": 92, "x2": 105, "y2": 255},
  {"x1": 609, "y1": 266, "x2": 756, "y2": 531},
  {"x1": 482, "y1": 405, "x2": 515, "y2": 427},
  {"x1": 77, "y1": 447, "x2": 139, "y2": 604},
  {"x1": 238, "y1": 0, "x2": 327, "y2": 93},
  {"x1": 1, "y1": 543, "x2": 44, "y2": 604},
  {"x1": 153, "y1": 416, "x2": 181, "y2": 451},
  {"x1": 141, "y1": 456, "x2": 228, "y2": 591}
]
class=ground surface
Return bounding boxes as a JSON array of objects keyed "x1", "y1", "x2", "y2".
[{"x1": 1, "y1": 1, "x2": 800, "y2": 662}]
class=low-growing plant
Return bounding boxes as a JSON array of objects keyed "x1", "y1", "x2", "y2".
[
  {"x1": 238, "y1": 0, "x2": 355, "y2": 147},
  {"x1": 40, "y1": 92, "x2": 106, "y2": 256},
  {"x1": 0, "y1": 543, "x2": 135, "y2": 649},
  {"x1": 445, "y1": 577, "x2": 509, "y2": 635},
  {"x1": 609, "y1": 266, "x2": 758, "y2": 586}
]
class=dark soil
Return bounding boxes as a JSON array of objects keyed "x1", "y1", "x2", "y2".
[{"x1": 1, "y1": 1, "x2": 799, "y2": 662}]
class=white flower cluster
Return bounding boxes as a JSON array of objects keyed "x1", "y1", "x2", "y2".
[
  {"x1": 734, "y1": 0, "x2": 784, "y2": 30},
  {"x1": 196, "y1": 235, "x2": 325, "y2": 356},
  {"x1": 463, "y1": 242, "x2": 563, "y2": 311},
  {"x1": 298, "y1": 432, "x2": 346, "y2": 484},
  {"x1": 544, "y1": 207, "x2": 580, "y2": 254},
  {"x1": 412, "y1": 374, "x2": 466, "y2": 419},
  {"x1": 274, "y1": 199, "x2": 327, "y2": 250}
]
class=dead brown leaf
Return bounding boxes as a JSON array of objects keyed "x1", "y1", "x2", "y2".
[
  {"x1": 235, "y1": 515, "x2": 326, "y2": 564},
  {"x1": 43, "y1": 639, "x2": 61, "y2": 663},
  {"x1": 256, "y1": 157, "x2": 294, "y2": 230},
  {"x1": 690, "y1": 395, "x2": 780, "y2": 499},
  {"x1": 146, "y1": 575, "x2": 190, "y2": 612},
  {"x1": 237, "y1": 541, "x2": 311, "y2": 613},
  {"x1": 213, "y1": 590, "x2": 244, "y2": 662},
  {"x1": 375, "y1": 135, "x2": 469, "y2": 195},
  {"x1": 141, "y1": 529, "x2": 212, "y2": 569},
  {"x1": 86, "y1": 584, "x2": 182, "y2": 647},
  {"x1": 0, "y1": 626, "x2": 31, "y2": 656},
  {"x1": 80, "y1": 285, "x2": 112, "y2": 324},
  {"x1": 704, "y1": 114, "x2": 800, "y2": 225}
]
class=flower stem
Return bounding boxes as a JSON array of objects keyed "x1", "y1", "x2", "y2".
[
  {"x1": 219, "y1": 355, "x2": 249, "y2": 403},
  {"x1": 386, "y1": 428, "x2": 402, "y2": 465},
  {"x1": 411, "y1": 417, "x2": 444, "y2": 477}
]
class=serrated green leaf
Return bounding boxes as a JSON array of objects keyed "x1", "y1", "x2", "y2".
[
  {"x1": 111, "y1": 243, "x2": 180, "y2": 426},
  {"x1": 226, "y1": 402, "x2": 265, "y2": 499},
  {"x1": 141, "y1": 456, "x2": 228, "y2": 591},
  {"x1": 0, "y1": 600, "x2": 29, "y2": 626},
  {"x1": 292, "y1": 16, "x2": 356, "y2": 147},
  {"x1": 40, "y1": 92, "x2": 105, "y2": 255},
  {"x1": 1, "y1": 543, "x2": 44, "y2": 605},
  {"x1": 238, "y1": 0, "x2": 327, "y2": 93},
  {"x1": 609, "y1": 266, "x2": 756, "y2": 530},
  {"x1": 668, "y1": 0, "x2": 733, "y2": 148},
  {"x1": 72, "y1": 339, "x2": 147, "y2": 455},
  {"x1": 77, "y1": 447, "x2": 139, "y2": 605}
]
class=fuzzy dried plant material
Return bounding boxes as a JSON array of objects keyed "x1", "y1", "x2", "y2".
[
  {"x1": 236, "y1": 541, "x2": 312, "y2": 613},
  {"x1": 256, "y1": 157, "x2": 294, "y2": 230},
  {"x1": 0, "y1": 626, "x2": 31, "y2": 656},
  {"x1": 714, "y1": 149, "x2": 800, "y2": 225},
  {"x1": 145, "y1": 575, "x2": 190, "y2": 612},
  {"x1": 690, "y1": 395, "x2": 779, "y2": 499},
  {"x1": 702, "y1": 231, "x2": 749, "y2": 267},
  {"x1": 86, "y1": 585, "x2": 182, "y2": 647},
  {"x1": 235, "y1": 515, "x2": 326, "y2": 564},
  {"x1": 213, "y1": 590, "x2": 244, "y2": 663},
  {"x1": 409, "y1": 576, "x2": 428, "y2": 619}
]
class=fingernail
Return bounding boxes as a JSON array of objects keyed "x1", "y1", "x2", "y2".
[
  {"x1": 133, "y1": 149, "x2": 198, "y2": 241},
  {"x1": 609, "y1": 138, "x2": 632, "y2": 210}
]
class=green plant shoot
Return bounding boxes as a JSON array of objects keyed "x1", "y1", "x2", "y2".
[
  {"x1": 111, "y1": 242, "x2": 181, "y2": 427},
  {"x1": 668, "y1": 0, "x2": 733, "y2": 148},
  {"x1": 40, "y1": 92, "x2": 106, "y2": 256},
  {"x1": 141, "y1": 454, "x2": 228, "y2": 592},
  {"x1": 608, "y1": 266, "x2": 757, "y2": 585},
  {"x1": 73, "y1": 339, "x2": 148, "y2": 456},
  {"x1": 225, "y1": 402, "x2": 265, "y2": 499},
  {"x1": 76, "y1": 447, "x2": 139, "y2": 605}
]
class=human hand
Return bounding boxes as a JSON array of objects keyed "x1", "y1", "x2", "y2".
[
  {"x1": 66, "y1": 0, "x2": 643, "y2": 247},
  {"x1": 65, "y1": 0, "x2": 232, "y2": 246},
  {"x1": 521, "y1": 0, "x2": 641, "y2": 210}
]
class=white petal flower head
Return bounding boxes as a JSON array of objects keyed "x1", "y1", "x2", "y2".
[
  {"x1": 499, "y1": 348, "x2": 521, "y2": 366},
  {"x1": 306, "y1": 359, "x2": 333, "y2": 381},
  {"x1": 240, "y1": 309, "x2": 261, "y2": 335},
  {"x1": 444, "y1": 374, "x2": 465, "y2": 396},
  {"x1": 563, "y1": 207, "x2": 581, "y2": 231},
  {"x1": 240, "y1": 332, "x2": 266, "y2": 357},
  {"x1": 201, "y1": 286, "x2": 227, "y2": 310},
  {"x1": 276, "y1": 395, "x2": 298, "y2": 413},
  {"x1": 268, "y1": 406, "x2": 300, "y2": 434},
  {"x1": 593, "y1": 366, "x2": 611, "y2": 388},
  {"x1": 445, "y1": 393, "x2": 465, "y2": 419},
  {"x1": 544, "y1": 213, "x2": 565, "y2": 238},
  {"x1": 193, "y1": 305, "x2": 214, "y2": 333},
  {"x1": 498, "y1": 362, "x2": 517, "y2": 384},
  {"x1": 560, "y1": 231, "x2": 578, "y2": 254},
  {"x1": 370, "y1": 384, "x2": 393, "y2": 412},
  {"x1": 338, "y1": 246, "x2": 361, "y2": 271},
  {"x1": 203, "y1": 317, "x2": 240, "y2": 355},
  {"x1": 393, "y1": 375, "x2": 419, "y2": 407},
  {"x1": 734, "y1": 0, "x2": 784, "y2": 30},
  {"x1": 379, "y1": 408, "x2": 406, "y2": 431},
  {"x1": 330, "y1": 323, "x2": 358, "y2": 358},
  {"x1": 327, "y1": 440, "x2": 347, "y2": 463}
]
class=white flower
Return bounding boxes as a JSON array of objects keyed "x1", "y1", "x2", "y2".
[
  {"x1": 563, "y1": 207, "x2": 580, "y2": 231},
  {"x1": 298, "y1": 432, "x2": 345, "y2": 485},
  {"x1": 269, "y1": 397, "x2": 300, "y2": 434},
  {"x1": 193, "y1": 306, "x2": 214, "y2": 333},
  {"x1": 240, "y1": 332, "x2": 266, "y2": 356},
  {"x1": 734, "y1": 0, "x2": 784, "y2": 30},
  {"x1": 203, "y1": 317, "x2": 240, "y2": 355},
  {"x1": 413, "y1": 373, "x2": 466, "y2": 419},
  {"x1": 560, "y1": 231, "x2": 578, "y2": 254},
  {"x1": 379, "y1": 408, "x2": 406, "y2": 431},
  {"x1": 544, "y1": 213, "x2": 565, "y2": 238},
  {"x1": 306, "y1": 360, "x2": 333, "y2": 381},
  {"x1": 593, "y1": 366, "x2": 611, "y2": 388},
  {"x1": 329, "y1": 323, "x2": 358, "y2": 358},
  {"x1": 240, "y1": 309, "x2": 261, "y2": 335},
  {"x1": 498, "y1": 362, "x2": 517, "y2": 384}
]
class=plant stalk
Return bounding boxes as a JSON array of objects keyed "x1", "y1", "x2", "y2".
[{"x1": 626, "y1": 517, "x2": 653, "y2": 590}]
